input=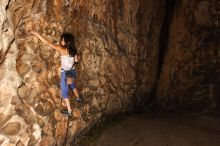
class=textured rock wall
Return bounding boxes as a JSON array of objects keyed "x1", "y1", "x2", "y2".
[
  {"x1": 0, "y1": 0, "x2": 164, "y2": 145},
  {"x1": 157, "y1": 0, "x2": 220, "y2": 112},
  {"x1": 0, "y1": 0, "x2": 23, "y2": 145},
  {"x1": 1, "y1": 0, "x2": 218, "y2": 145}
]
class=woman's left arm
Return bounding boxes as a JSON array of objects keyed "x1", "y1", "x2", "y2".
[{"x1": 31, "y1": 31, "x2": 65, "y2": 53}]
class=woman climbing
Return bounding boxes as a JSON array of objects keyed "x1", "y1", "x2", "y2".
[{"x1": 30, "y1": 31, "x2": 82, "y2": 118}]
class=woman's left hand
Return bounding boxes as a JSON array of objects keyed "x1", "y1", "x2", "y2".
[{"x1": 30, "y1": 30, "x2": 37, "y2": 35}]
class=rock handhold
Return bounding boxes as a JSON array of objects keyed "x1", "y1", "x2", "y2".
[
  {"x1": 1, "y1": 122, "x2": 21, "y2": 135},
  {"x1": 16, "y1": 140, "x2": 25, "y2": 146},
  {"x1": 0, "y1": 113, "x2": 11, "y2": 129},
  {"x1": 11, "y1": 96, "x2": 21, "y2": 105},
  {"x1": 17, "y1": 85, "x2": 31, "y2": 100}
]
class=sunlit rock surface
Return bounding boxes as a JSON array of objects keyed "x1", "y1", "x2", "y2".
[
  {"x1": 0, "y1": 0, "x2": 164, "y2": 145},
  {"x1": 1, "y1": 0, "x2": 219, "y2": 145}
]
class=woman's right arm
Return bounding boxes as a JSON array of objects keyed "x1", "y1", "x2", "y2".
[
  {"x1": 31, "y1": 31, "x2": 65, "y2": 53},
  {"x1": 74, "y1": 54, "x2": 81, "y2": 64}
]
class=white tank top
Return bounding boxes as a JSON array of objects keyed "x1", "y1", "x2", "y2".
[{"x1": 61, "y1": 55, "x2": 75, "y2": 70}]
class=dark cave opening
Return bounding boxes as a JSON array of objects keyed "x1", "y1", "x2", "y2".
[
  {"x1": 141, "y1": 0, "x2": 177, "y2": 112},
  {"x1": 157, "y1": 0, "x2": 176, "y2": 79}
]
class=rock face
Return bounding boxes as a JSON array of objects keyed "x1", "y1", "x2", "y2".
[
  {"x1": 0, "y1": 0, "x2": 219, "y2": 145},
  {"x1": 0, "y1": 0, "x2": 165, "y2": 145},
  {"x1": 156, "y1": 0, "x2": 220, "y2": 112}
]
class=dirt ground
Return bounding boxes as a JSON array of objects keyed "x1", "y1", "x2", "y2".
[{"x1": 79, "y1": 113, "x2": 220, "y2": 146}]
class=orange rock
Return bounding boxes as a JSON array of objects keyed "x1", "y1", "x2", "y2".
[
  {"x1": 16, "y1": 140, "x2": 25, "y2": 146},
  {"x1": 72, "y1": 109, "x2": 82, "y2": 119},
  {"x1": 39, "y1": 136, "x2": 56, "y2": 146},
  {"x1": 55, "y1": 122, "x2": 67, "y2": 145},
  {"x1": 1, "y1": 122, "x2": 21, "y2": 136},
  {"x1": 0, "y1": 113, "x2": 11, "y2": 129},
  {"x1": 53, "y1": 110, "x2": 63, "y2": 122}
]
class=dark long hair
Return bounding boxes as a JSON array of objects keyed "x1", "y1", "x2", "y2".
[{"x1": 60, "y1": 33, "x2": 77, "y2": 57}]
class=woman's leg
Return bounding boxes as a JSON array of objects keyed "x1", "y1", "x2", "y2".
[
  {"x1": 70, "y1": 79, "x2": 82, "y2": 103},
  {"x1": 73, "y1": 79, "x2": 80, "y2": 97},
  {"x1": 70, "y1": 79, "x2": 79, "y2": 97},
  {"x1": 69, "y1": 69, "x2": 80, "y2": 98},
  {"x1": 61, "y1": 71, "x2": 72, "y2": 113},
  {"x1": 64, "y1": 98, "x2": 71, "y2": 113},
  {"x1": 73, "y1": 88, "x2": 80, "y2": 97}
]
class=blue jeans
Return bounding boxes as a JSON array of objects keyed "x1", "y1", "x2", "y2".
[{"x1": 61, "y1": 69, "x2": 77, "y2": 98}]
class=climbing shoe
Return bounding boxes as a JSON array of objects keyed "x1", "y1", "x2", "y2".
[
  {"x1": 61, "y1": 110, "x2": 72, "y2": 118},
  {"x1": 66, "y1": 113, "x2": 72, "y2": 118},
  {"x1": 76, "y1": 97, "x2": 83, "y2": 103},
  {"x1": 61, "y1": 109, "x2": 68, "y2": 114},
  {"x1": 63, "y1": 112, "x2": 72, "y2": 118}
]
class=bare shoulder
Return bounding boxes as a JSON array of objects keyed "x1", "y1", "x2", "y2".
[{"x1": 53, "y1": 45, "x2": 66, "y2": 54}]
